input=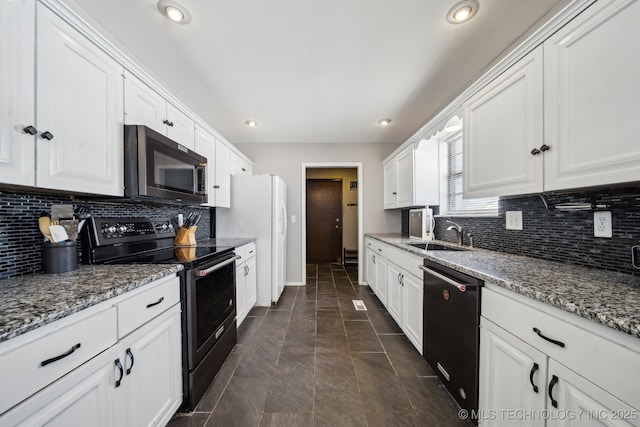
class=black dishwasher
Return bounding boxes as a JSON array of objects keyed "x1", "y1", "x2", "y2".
[{"x1": 420, "y1": 259, "x2": 483, "y2": 421}]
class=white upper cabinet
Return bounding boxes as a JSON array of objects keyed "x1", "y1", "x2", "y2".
[
  {"x1": 124, "y1": 71, "x2": 195, "y2": 150},
  {"x1": 464, "y1": 0, "x2": 640, "y2": 198},
  {"x1": 166, "y1": 102, "x2": 195, "y2": 150},
  {"x1": 463, "y1": 46, "x2": 544, "y2": 198},
  {"x1": 36, "y1": 3, "x2": 124, "y2": 196},
  {"x1": 229, "y1": 150, "x2": 252, "y2": 176},
  {"x1": 215, "y1": 140, "x2": 231, "y2": 208},
  {"x1": 543, "y1": 0, "x2": 640, "y2": 191},
  {"x1": 0, "y1": 0, "x2": 35, "y2": 187},
  {"x1": 383, "y1": 140, "x2": 439, "y2": 209}
]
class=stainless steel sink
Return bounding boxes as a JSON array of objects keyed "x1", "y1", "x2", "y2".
[{"x1": 406, "y1": 242, "x2": 468, "y2": 251}]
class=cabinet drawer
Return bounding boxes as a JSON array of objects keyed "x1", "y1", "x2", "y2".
[
  {"x1": 0, "y1": 306, "x2": 117, "y2": 414},
  {"x1": 117, "y1": 275, "x2": 180, "y2": 338},
  {"x1": 482, "y1": 286, "x2": 640, "y2": 410},
  {"x1": 235, "y1": 242, "x2": 255, "y2": 262},
  {"x1": 366, "y1": 238, "x2": 387, "y2": 258},
  {"x1": 387, "y1": 246, "x2": 423, "y2": 279}
]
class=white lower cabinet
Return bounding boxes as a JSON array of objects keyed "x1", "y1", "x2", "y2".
[
  {"x1": 479, "y1": 318, "x2": 547, "y2": 427},
  {"x1": 0, "y1": 275, "x2": 183, "y2": 426},
  {"x1": 479, "y1": 285, "x2": 640, "y2": 426},
  {"x1": 235, "y1": 243, "x2": 257, "y2": 326},
  {"x1": 117, "y1": 305, "x2": 182, "y2": 427},
  {"x1": 1, "y1": 344, "x2": 120, "y2": 427},
  {"x1": 364, "y1": 238, "x2": 423, "y2": 354}
]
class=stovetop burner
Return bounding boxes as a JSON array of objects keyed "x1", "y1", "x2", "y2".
[{"x1": 81, "y1": 217, "x2": 233, "y2": 267}]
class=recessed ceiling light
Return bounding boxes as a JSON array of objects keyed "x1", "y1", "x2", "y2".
[
  {"x1": 157, "y1": 0, "x2": 191, "y2": 24},
  {"x1": 446, "y1": 0, "x2": 479, "y2": 24},
  {"x1": 377, "y1": 119, "x2": 392, "y2": 126},
  {"x1": 245, "y1": 120, "x2": 258, "y2": 127}
]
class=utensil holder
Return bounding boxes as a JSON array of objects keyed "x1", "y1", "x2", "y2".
[
  {"x1": 43, "y1": 241, "x2": 77, "y2": 274},
  {"x1": 174, "y1": 226, "x2": 197, "y2": 246}
]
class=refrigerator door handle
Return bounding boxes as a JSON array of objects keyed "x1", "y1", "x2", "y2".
[{"x1": 282, "y1": 205, "x2": 288, "y2": 236}]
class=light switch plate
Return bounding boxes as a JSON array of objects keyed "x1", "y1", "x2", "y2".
[
  {"x1": 505, "y1": 211, "x2": 523, "y2": 230},
  {"x1": 594, "y1": 211, "x2": 612, "y2": 238}
]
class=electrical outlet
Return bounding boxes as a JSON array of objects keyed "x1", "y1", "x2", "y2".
[
  {"x1": 594, "y1": 211, "x2": 612, "y2": 238},
  {"x1": 505, "y1": 211, "x2": 523, "y2": 230}
]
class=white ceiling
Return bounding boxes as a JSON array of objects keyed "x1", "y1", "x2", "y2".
[{"x1": 65, "y1": 0, "x2": 568, "y2": 144}]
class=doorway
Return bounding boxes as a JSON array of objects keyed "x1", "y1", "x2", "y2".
[
  {"x1": 301, "y1": 163, "x2": 363, "y2": 286},
  {"x1": 306, "y1": 179, "x2": 343, "y2": 263}
]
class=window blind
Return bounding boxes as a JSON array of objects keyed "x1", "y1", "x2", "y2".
[{"x1": 446, "y1": 133, "x2": 498, "y2": 215}]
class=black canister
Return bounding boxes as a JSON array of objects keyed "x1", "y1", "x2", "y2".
[{"x1": 43, "y1": 241, "x2": 77, "y2": 274}]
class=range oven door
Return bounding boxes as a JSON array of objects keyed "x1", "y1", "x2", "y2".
[{"x1": 184, "y1": 253, "x2": 239, "y2": 369}]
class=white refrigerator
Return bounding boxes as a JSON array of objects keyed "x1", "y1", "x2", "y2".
[{"x1": 216, "y1": 174, "x2": 287, "y2": 306}]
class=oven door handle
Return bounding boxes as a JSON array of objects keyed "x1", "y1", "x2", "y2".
[
  {"x1": 196, "y1": 255, "x2": 241, "y2": 277},
  {"x1": 419, "y1": 265, "x2": 476, "y2": 292}
]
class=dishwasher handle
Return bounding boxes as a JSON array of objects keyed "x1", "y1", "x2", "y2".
[{"x1": 419, "y1": 265, "x2": 477, "y2": 292}]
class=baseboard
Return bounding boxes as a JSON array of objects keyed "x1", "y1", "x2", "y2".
[{"x1": 286, "y1": 282, "x2": 305, "y2": 287}]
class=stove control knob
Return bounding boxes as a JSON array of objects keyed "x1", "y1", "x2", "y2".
[
  {"x1": 117, "y1": 225, "x2": 127, "y2": 234},
  {"x1": 161, "y1": 223, "x2": 168, "y2": 230},
  {"x1": 168, "y1": 223, "x2": 174, "y2": 229}
]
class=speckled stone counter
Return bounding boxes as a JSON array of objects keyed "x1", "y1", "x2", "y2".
[
  {"x1": 367, "y1": 233, "x2": 640, "y2": 338},
  {"x1": 0, "y1": 264, "x2": 183, "y2": 343},
  {"x1": 196, "y1": 237, "x2": 256, "y2": 248}
]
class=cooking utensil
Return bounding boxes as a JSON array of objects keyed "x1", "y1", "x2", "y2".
[
  {"x1": 49, "y1": 225, "x2": 69, "y2": 243},
  {"x1": 38, "y1": 213, "x2": 53, "y2": 242}
]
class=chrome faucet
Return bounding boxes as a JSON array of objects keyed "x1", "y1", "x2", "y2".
[{"x1": 446, "y1": 220, "x2": 463, "y2": 245}]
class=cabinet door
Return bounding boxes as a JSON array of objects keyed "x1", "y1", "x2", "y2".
[
  {"x1": 0, "y1": 345, "x2": 119, "y2": 427},
  {"x1": 215, "y1": 140, "x2": 231, "y2": 208},
  {"x1": 383, "y1": 160, "x2": 397, "y2": 209},
  {"x1": 547, "y1": 359, "x2": 639, "y2": 427},
  {"x1": 395, "y1": 147, "x2": 414, "y2": 208},
  {"x1": 0, "y1": 0, "x2": 35, "y2": 186},
  {"x1": 194, "y1": 125, "x2": 216, "y2": 207},
  {"x1": 463, "y1": 46, "x2": 544, "y2": 198},
  {"x1": 386, "y1": 263, "x2": 403, "y2": 324},
  {"x1": 479, "y1": 318, "x2": 546, "y2": 427},
  {"x1": 36, "y1": 4, "x2": 124, "y2": 196},
  {"x1": 245, "y1": 256, "x2": 257, "y2": 310},
  {"x1": 123, "y1": 71, "x2": 166, "y2": 135},
  {"x1": 119, "y1": 305, "x2": 182, "y2": 427},
  {"x1": 402, "y1": 272, "x2": 423, "y2": 354},
  {"x1": 543, "y1": 0, "x2": 640, "y2": 191},
  {"x1": 374, "y1": 255, "x2": 388, "y2": 305},
  {"x1": 236, "y1": 263, "x2": 248, "y2": 326},
  {"x1": 166, "y1": 103, "x2": 195, "y2": 150},
  {"x1": 365, "y1": 248, "x2": 376, "y2": 288}
]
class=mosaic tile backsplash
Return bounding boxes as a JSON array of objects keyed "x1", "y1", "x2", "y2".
[
  {"x1": 0, "y1": 190, "x2": 212, "y2": 280},
  {"x1": 402, "y1": 186, "x2": 640, "y2": 276}
]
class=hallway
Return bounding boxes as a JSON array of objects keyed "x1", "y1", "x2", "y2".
[{"x1": 169, "y1": 263, "x2": 470, "y2": 426}]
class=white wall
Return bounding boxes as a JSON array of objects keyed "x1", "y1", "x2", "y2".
[{"x1": 235, "y1": 143, "x2": 401, "y2": 284}]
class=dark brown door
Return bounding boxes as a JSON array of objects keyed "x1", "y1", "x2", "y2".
[{"x1": 306, "y1": 179, "x2": 342, "y2": 263}]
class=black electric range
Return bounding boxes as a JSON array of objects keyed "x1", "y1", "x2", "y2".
[{"x1": 81, "y1": 217, "x2": 239, "y2": 411}]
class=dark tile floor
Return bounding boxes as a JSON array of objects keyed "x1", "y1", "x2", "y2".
[{"x1": 168, "y1": 263, "x2": 470, "y2": 427}]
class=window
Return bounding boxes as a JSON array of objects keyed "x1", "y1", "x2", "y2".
[{"x1": 441, "y1": 132, "x2": 498, "y2": 216}]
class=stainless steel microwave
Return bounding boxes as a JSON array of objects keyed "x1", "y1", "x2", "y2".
[{"x1": 124, "y1": 125, "x2": 207, "y2": 204}]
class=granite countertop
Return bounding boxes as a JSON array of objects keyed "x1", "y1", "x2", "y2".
[
  {"x1": 196, "y1": 237, "x2": 256, "y2": 248},
  {"x1": 0, "y1": 264, "x2": 183, "y2": 344},
  {"x1": 367, "y1": 233, "x2": 640, "y2": 338}
]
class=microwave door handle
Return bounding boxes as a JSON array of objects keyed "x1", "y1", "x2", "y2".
[{"x1": 196, "y1": 255, "x2": 241, "y2": 277}]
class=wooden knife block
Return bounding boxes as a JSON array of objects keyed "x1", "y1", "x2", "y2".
[{"x1": 174, "y1": 226, "x2": 197, "y2": 246}]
